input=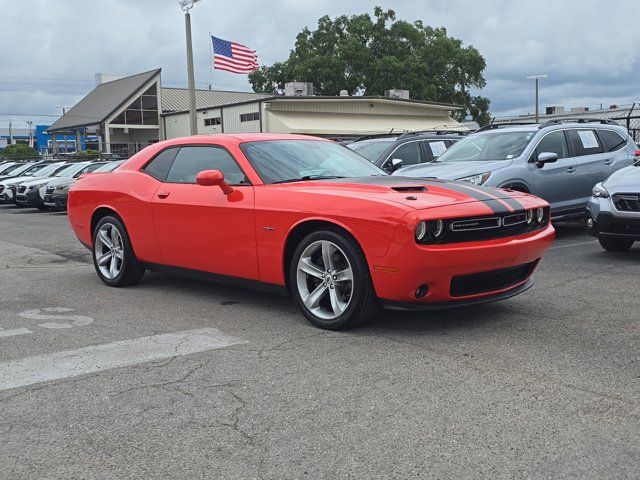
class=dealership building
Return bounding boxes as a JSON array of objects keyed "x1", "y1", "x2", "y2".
[{"x1": 47, "y1": 68, "x2": 464, "y2": 156}]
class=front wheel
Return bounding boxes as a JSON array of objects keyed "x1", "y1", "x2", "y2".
[
  {"x1": 92, "y1": 215, "x2": 145, "y2": 287},
  {"x1": 289, "y1": 230, "x2": 377, "y2": 330},
  {"x1": 598, "y1": 237, "x2": 634, "y2": 252}
]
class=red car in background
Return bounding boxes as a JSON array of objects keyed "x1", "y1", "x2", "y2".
[{"x1": 68, "y1": 134, "x2": 554, "y2": 330}]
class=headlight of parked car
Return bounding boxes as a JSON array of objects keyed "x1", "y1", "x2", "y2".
[
  {"x1": 592, "y1": 183, "x2": 610, "y2": 198},
  {"x1": 55, "y1": 184, "x2": 69, "y2": 191},
  {"x1": 457, "y1": 172, "x2": 491, "y2": 186}
]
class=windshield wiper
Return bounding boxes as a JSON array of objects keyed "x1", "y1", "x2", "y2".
[{"x1": 273, "y1": 175, "x2": 345, "y2": 184}]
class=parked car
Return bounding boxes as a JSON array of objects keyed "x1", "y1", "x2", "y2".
[
  {"x1": 0, "y1": 161, "x2": 25, "y2": 179},
  {"x1": 67, "y1": 133, "x2": 554, "y2": 330},
  {"x1": 586, "y1": 161, "x2": 640, "y2": 251},
  {"x1": 347, "y1": 130, "x2": 468, "y2": 173},
  {"x1": 0, "y1": 161, "x2": 62, "y2": 202},
  {"x1": 15, "y1": 162, "x2": 95, "y2": 209},
  {"x1": 43, "y1": 161, "x2": 111, "y2": 210},
  {"x1": 395, "y1": 119, "x2": 637, "y2": 221},
  {"x1": 2, "y1": 162, "x2": 67, "y2": 205}
]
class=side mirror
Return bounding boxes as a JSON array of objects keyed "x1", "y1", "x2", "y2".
[
  {"x1": 390, "y1": 158, "x2": 403, "y2": 171},
  {"x1": 535, "y1": 152, "x2": 559, "y2": 168},
  {"x1": 196, "y1": 169, "x2": 234, "y2": 195}
]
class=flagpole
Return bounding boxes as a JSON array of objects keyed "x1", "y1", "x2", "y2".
[{"x1": 209, "y1": 31, "x2": 214, "y2": 90}]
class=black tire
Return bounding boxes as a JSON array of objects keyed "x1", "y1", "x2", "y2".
[
  {"x1": 92, "y1": 215, "x2": 145, "y2": 287},
  {"x1": 289, "y1": 229, "x2": 377, "y2": 330},
  {"x1": 36, "y1": 204, "x2": 48, "y2": 211},
  {"x1": 598, "y1": 237, "x2": 634, "y2": 252}
]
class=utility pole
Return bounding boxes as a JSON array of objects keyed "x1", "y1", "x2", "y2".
[
  {"x1": 179, "y1": 0, "x2": 201, "y2": 135},
  {"x1": 26, "y1": 121, "x2": 33, "y2": 148},
  {"x1": 8, "y1": 119, "x2": 12, "y2": 145},
  {"x1": 526, "y1": 75, "x2": 547, "y2": 123}
]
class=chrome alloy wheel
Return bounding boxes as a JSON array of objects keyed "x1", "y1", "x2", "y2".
[
  {"x1": 296, "y1": 240, "x2": 354, "y2": 320},
  {"x1": 94, "y1": 223, "x2": 124, "y2": 280}
]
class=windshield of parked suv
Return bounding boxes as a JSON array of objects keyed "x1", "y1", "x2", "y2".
[
  {"x1": 23, "y1": 164, "x2": 50, "y2": 176},
  {"x1": 347, "y1": 140, "x2": 395, "y2": 162},
  {"x1": 435, "y1": 131, "x2": 535, "y2": 162},
  {"x1": 55, "y1": 162, "x2": 91, "y2": 178},
  {"x1": 0, "y1": 163, "x2": 19, "y2": 174},
  {"x1": 241, "y1": 140, "x2": 386, "y2": 184},
  {"x1": 93, "y1": 160, "x2": 124, "y2": 173},
  {"x1": 34, "y1": 163, "x2": 67, "y2": 177},
  {"x1": 4, "y1": 163, "x2": 35, "y2": 176}
]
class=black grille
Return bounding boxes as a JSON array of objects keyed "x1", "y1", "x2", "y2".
[
  {"x1": 450, "y1": 261, "x2": 537, "y2": 297},
  {"x1": 0, "y1": 186, "x2": 4, "y2": 194},
  {"x1": 613, "y1": 193, "x2": 640, "y2": 212},
  {"x1": 45, "y1": 186, "x2": 55, "y2": 194},
  {"x1": 419, "y1": 208, "x2": 550, "y2": 244},
  {"x1": 17, "y1": 185, "x2": 27, "y2": 194}
]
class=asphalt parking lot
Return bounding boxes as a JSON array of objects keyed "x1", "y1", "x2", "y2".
[{"x1": 0, "y1": 205, "x2": 638, "y2": 479}]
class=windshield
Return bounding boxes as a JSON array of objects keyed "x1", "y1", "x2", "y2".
[
  {"x1": 5, "y1": 163, "x2": 35, "y2": 176},
  {"x1": 35, "y1": 163, "x2": 67, "y2": 177},
  {"x1": 0, "y1": 163, "x2": 20, "y2": 174},
  {"x1": 435, "y1": 131, "x2": 535, "y2": 162},
  {"x1": 347, "y1": 140, "x2": 395, "y2": 163},
  {"x1": 93, "y1": 160, "x2": 124, "y2": 173},
  {"x1": 55, "y1": 162, "x2": 91, "y2": 178},
  {"x1": 23, "y1": 164, "x2": 50, "y2": 176},
  {"x1": 240, "y1": 140, "x2": 386, "y2": 184}
]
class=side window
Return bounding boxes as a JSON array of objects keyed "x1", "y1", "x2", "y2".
[
  {"x1": 424, "y1": 140, "x2": 448, "y2": 160},
  {"x1": 143, "y1": 148, "x2": 179, "y2": 181},
  {"x1": 535, "y1": 131, "x2": 569, "y2": 159},
  {"x1": 166, "y1": 146, "x2": 247, "y2": 185},
  {"x1": 597, "y1": 129, "x2": 626, "y2": 152},
  {"x1": 390, "y1": 141, "x2": 422, "y2": 166},
  {"x1": 566, "y1": 130, "x2": 603, "y2": 156}
]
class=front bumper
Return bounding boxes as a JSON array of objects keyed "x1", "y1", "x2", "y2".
[
  {"x1": 15, "y1": 189, "x2": 44, "y2": 207},
  {"x1": 587, "y1": 197, "x2": 640, "y2": 240},
  {"x1": 43, "y1": 192, "x2": 68, "y2": 209},
  {"x1": 369, "y1": 224, "x2": 555, "y2": 306},
  {"x1": 0, "y1": 186, "x2": 15, "y2": 203}
]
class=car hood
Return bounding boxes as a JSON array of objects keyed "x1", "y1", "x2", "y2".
[
  {"x1": 20, "y1": 177, "x2": 58, "y2": 187},
  {"x1": 603, "y1": 164, "x2": 640, "y2": 191},
  {"x1": 0, "y1": 175, "x2": 44, "y2": 186},
  {"x1": 394, "y1": 160, "x2": 512, "y2": 180},
  {"x1": 45, "y1": 177, "x2": 75, "y2": 188},
  {"x1": 279, "y1": 176, "x2": 530, "y2": 211}
]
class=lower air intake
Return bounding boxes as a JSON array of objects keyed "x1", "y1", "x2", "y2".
[{"x1": 450, "y1": 261, "x2": 537, "y2": 297}]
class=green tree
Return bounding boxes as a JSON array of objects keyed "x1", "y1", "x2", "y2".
[
  {"x1": 0, "y1": 143, "x2": 40, "y2": 159},
  {"x1": 249, "y1": 7, "x2": 491, "y2": 124}
]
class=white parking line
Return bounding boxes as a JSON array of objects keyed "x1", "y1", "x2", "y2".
[
  {"x1": 550, "y1": 240, "x2": 597, "y2": 250},
  {"x1": 0, "y1": 328, "x2": 246, "y2": 391}
]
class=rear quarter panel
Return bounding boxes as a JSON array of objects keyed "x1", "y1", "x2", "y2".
[{"x1": 68, "y1": 170, "x2": 162, "y2": 262}]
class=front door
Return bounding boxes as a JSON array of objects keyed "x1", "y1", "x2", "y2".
[
  {"x1": 150, "y1": 145, "x2": 258, "y2": 280},
  {"x1": 528, "y1": 130, "x2": 578, "y2": 212}
]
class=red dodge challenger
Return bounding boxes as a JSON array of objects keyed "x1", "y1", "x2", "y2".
[{"x1": 68, "y1": 133, "x2": 555, "y2": 330}]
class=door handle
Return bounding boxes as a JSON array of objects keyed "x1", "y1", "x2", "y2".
[
  {"x1": 157, "y1": 191, "x2": 170, "y2": 199},
  {"x1": 604, "y1": 159, "x2": 613, "y2": 165},
  {"x1": 566, "y1": 167, "x2": 577, "y2": 173}
]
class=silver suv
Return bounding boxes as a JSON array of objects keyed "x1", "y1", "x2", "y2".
[{"x1": 395, "y1": 119, "x2": 637, "y2": 220}]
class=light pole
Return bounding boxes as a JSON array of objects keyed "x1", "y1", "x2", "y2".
[
  {"x1": 25, "y1": 120, "x2": 33, "y2": 148},
  {"x1": 179, "y1": 0, "x2": 201, "y2": 135},
  {"x1": 526, "y1": 75, "x2": 547, "y2": 123}
]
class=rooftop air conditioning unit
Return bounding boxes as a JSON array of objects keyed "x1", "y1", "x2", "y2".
[
  {"x1": 546, "y1": 106, "x2": 565, "y2": 115},
  {"x1": 384, "y1": 89, "x2": 410, "y2": 100},
  {"x1": 284, "y1": 82, "x2": 313, "y2": 96},
  {"x1": 570, "y1": 107, "x2": 589, "y2": 113}
]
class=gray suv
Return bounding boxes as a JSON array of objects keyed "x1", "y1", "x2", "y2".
[
  {"x1": 395, "y1": 119, "x2": 637, "y2": 220},
  {"x1": 586, "y1": 161, "x2": 640, "y2": 251}
]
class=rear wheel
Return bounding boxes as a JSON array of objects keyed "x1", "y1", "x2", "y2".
[
  {"x1": 598, "y1": 237, "x2": 634, "y2": 252},
  {"x1": 92, "y1": 215, "x2": 145, "y2": 287},
  {"x1": 289, "y1": 229, "x2": 377, "y2": 330}
]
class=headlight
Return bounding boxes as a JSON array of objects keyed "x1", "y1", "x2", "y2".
[
  {"x1": 526, "y1": 210, "x2": 533, "y2": 224},
  {"x1": 458, "y1": 172, "x2": 491, "y2": 185},
  {"x1": 592, "y1": 183, "x2": 609, "y2": 198},
  {"x1": 432, "y1": 219, "x2": 444, "y2": 237},
  {"x1": 55, "y1": 184, "x2": 69, "y2": 191},
  {"x1": 536, "y1": 207, "x2": 544, "y2": 223},
  {"x1": 415, "y1": 221, "x2": 428, "y2": 241}
]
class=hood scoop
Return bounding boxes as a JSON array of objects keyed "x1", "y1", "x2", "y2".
[{"x1": 391, "y1": 185, "x2": 427, "y2": 192}]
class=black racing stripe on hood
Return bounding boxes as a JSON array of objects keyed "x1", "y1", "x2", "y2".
[
  {"x1": 421, "y1": 180, "x2": 511, "y2": 215},
  {"x1": 324, "y1": 176, "x2": 427, "y2": 187},
  {"x1": 486, "y1": 188, "x2": 524, "y2": 211}
]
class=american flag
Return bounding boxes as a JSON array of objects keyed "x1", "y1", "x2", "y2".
[{"x1": 212, "y1": 36, "x2": 258, "y2": 74}]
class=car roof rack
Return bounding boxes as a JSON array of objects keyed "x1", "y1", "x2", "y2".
[
  {"x1": 396, "y1": 129, "x2": 470, "y2": 140},
  {"x1": 538, "y1": 117, "x2": 619, "y2": 129},
  {"x1": 351, "y1": 129, "x2": 406, "y2": 142},
  {"x1": 476, "y1": 122, "x2": 538, "y2": 132}
]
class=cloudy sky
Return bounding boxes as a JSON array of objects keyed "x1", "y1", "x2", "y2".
[{"x1": 1, "y1": 0, "x2": 639, "y2": 128}]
